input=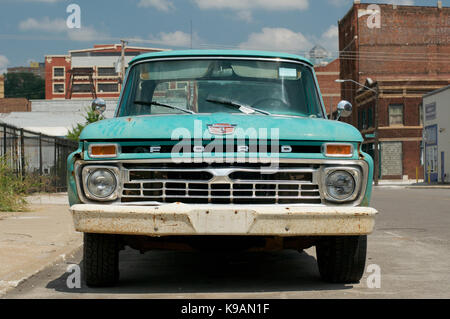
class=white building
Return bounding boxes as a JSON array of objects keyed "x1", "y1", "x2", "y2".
[{"x1": 422, "y1": 85, "x2": 450, "y2": 183}]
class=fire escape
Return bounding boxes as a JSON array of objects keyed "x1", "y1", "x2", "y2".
[{"x1": 66, "y1": 68, "x2": 97, "y2": 99}]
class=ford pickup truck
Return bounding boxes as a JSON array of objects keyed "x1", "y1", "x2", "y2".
[{"x1": 68, "y1": 50, "x2": 378, "y2": 287}]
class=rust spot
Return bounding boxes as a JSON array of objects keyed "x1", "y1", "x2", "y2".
[
  {"x1": 127, "y1": 117, "x2": 133, "y2": 122},
  {"x1": 234, "y1": 210, "x2": 238, "y2": 214},
  {"x1": 206, "y1": 211, "x2": 209, "y2": 214}
]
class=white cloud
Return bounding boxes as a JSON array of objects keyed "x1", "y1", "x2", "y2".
[
  {"x1": 370, "y1": 0, "x2": 414, "y2": 4},
  {"x1": 0, "y1": 55, "x2": 9, "y2": 74},
  {"x1": 19, "y1": 17, "x2": 67, "y2": 33},
  {"x1": 18, "y1": 17, "x2": 109, "y2": 42},
  {"x1": 147, "y1": 31, "x2": 201, "y2": 47},
  {"x1": 329, "y1": 0, "x2": 414, "y2": 6},
  {"x1": 22, "y1": 0, "x2": 63, "y2": 3},
  {"x1": 238, "y1": 27, "x2": 312, "y2": 54},
  {"x1": 194, "y1": 0, "x2": 309, "y2": 11},
  {"x1": 322, "y1": 25, "x2": 338, "y2": 40},
  {"x1": 67, "y1": 26, "x2": 109, "y2": 42},
  {"x1": 319, "y1": 25, "x2": 339, "y2": 54},
  {"x1": 194, "y1": 0, "x2": 308, "y2": 22},
  {"x1": 138, "y1": 0, "x2": 174, "y2": 12}
]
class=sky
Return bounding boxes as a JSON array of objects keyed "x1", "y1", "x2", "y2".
[{"x1": 0, "y1": 0, "x2": 444, "y2": 73}]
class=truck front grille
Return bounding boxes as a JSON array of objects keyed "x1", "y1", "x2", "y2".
[{"x1": 121, "y1": 165, "x2": 322, "y2": 204}]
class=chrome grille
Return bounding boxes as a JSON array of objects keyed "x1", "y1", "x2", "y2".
[{"x1": 121, "y1": 166, "x2": 322, "y2": 204}]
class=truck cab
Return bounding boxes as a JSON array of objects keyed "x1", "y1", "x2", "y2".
[{"x1": 68, "y1": 50, "x2": 377, "y2": 286}]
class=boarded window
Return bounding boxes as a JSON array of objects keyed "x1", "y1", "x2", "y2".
[
  {"x1": 72, "y1": 84, "x2": 92, "y2": 93},
  {"x1": 53, "y1": 67, "x2": 64, "y2": 78},
  {"x1": 98, "y1": 67, "x2": 117, "y2": 76},
  {"x1": 389, "y1": 104, "x2": 403, "y2": 126},
  {"x1": 381, "y1": 142, "x2": 403, "y2": 177},
  {"x1": 98, "y1": 83, "x2": 119, "y2": 93}
]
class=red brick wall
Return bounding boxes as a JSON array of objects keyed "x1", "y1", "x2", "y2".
[
  {"x1": 338, "y1": 3, "x2": 450, "y2": 179},
  {"x1": 45, "y1": 56, "x2": 71, "y2": 100},
  {"x1": 315, "y1": 59, "x2": 340, "y2": 116},
  {"x1": 0, "y1": 98, "x2": 31, "y2": 113}
]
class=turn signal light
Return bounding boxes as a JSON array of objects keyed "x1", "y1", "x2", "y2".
[
  {"x1": 89, "y1": 144, "x2": 118, "y2": 158},
  {"x1": 324, "y1": 144, "x2": 353, "y2": 157}
]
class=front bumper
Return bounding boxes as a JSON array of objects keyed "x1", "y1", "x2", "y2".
[{"x1": 70, "y1": 203, "x2": 378, "y2": 236}]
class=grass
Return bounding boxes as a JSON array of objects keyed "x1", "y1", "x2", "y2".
[{"x1": 0, "y1": 156, "x2": 43, "y2": 212}]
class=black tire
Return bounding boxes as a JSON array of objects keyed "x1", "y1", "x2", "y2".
[
  {"x1": 83, "y1": 233, "x2": 120, "y2": 287},
  {"x1": 316, "y1": 235, "x2": 367, "y2": 284}
]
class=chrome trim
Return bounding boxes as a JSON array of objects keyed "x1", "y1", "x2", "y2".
[
  {"x1": 74, "y1": 158, "x2": 369, "y2": 206},
  {"x1": 320, "y1": 166, "x2": 362, "y2": 203},
  {"x1": 80, "y1": 165, "x2": 121, "y2": 202},
  {"x1": 321, "y1": 143, "x2": 354, "y2": 158},
  {"x1": 115, "y1": 56, "x2": 325, "y2": 119},
  {"x1": 87, "y1": 143, "x2": 121, "y2": 159}
]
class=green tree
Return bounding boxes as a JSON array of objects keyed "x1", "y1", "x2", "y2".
[
  {"x1": 67, "y1": 106, "x2": 104, "y2": 142},
  {"x1": 4, "y1": 72, "x2": 45, "y2": 99}
]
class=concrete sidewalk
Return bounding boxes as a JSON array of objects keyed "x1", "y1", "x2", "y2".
[{"x1": 0, "y1": 203, "x2": 82, "y2": 296}]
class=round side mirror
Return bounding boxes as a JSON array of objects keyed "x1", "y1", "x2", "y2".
[
  {"x1": 336, "y1": 100, "x2": 352, "y2": 120},
  {"x1": 92, "y1": 98, "x2": 106, "y2": 115}
]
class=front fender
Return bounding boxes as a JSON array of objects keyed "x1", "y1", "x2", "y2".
[{"x1": 67, "y1": 144, "x2": 83, "y2": 206}]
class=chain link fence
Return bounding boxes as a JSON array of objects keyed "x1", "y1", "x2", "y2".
[{"x1": 0, "y1": 123, "x2": 78, "y2": 192}]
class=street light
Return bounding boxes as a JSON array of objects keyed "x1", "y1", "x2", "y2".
[{"x1": 336, "y1": 78, "x2": 380, "y2": 186}]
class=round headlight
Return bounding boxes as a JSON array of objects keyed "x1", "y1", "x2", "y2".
[
  {"x1": 86, "y1": 168, "x2": 117, "y2": 199},
  {"x1": 325, "y1": 170, "x2": 356, "y2": 201}
]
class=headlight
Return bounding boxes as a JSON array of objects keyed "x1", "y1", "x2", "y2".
[
  {"x1": 82, "y1": 167, "x2": 119, "y2": 201},
  {"x1": 324, "y1": 169, "x2": 358, "y2": 202}
]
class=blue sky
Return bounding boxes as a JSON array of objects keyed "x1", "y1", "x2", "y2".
[{"x1": 0, "y1": 0, "x2": 443, "y2": 73}]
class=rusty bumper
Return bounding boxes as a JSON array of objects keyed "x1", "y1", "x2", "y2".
[{"x1": 70, "y1": 203, "x2": 377, "y2": 236}]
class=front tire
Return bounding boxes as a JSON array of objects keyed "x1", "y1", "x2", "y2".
[
  {"x1": 316, "y1": 235, "x2": 367, "y2": 283},
  {"x1": 83, "y1": 233, "x2": 120, "y2": 287}
]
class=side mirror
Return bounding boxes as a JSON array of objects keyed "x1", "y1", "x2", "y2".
[
  {"x1": 92, "y1": 98, "x2": 106, "y2": 115},
  {"x1": 336, "y1": 100, "x2": 352, "y2": 120}
]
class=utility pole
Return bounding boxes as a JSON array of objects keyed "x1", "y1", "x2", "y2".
[
  {"x1": 120, "y1": 39, "x2": 128, "y2": 84},
  {"x1": 373, "y1": 83, "x2": 380, "y2": 186}
]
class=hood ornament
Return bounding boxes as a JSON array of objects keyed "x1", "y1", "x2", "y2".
[{"x1": 207, "y1": 123, "x2": 236, "y2": 135}]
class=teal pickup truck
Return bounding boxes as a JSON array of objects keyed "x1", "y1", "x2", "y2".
[{"x1": 68, "y1": 50, "x2": 378, "y2": 287}]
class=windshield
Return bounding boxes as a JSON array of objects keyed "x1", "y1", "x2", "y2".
[{"x1": 118, "y1": 58, "x2": 324, "y2": 118}]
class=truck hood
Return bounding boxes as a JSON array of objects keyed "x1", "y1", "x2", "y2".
[{"x1": 79, "y1": 113, "x2": 363, "y2": 142}]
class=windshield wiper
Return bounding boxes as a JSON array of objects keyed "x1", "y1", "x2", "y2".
[
  {"x1": 206, "y1": 96, "x2": 271, "y2": 116},
  {"x1": 134, "y1": 101, "x2": 196, "y2": 114}
]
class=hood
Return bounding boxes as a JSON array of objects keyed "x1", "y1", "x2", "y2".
[{"x1": 79, "y1": 113, "x2": 363, "y2": 142}]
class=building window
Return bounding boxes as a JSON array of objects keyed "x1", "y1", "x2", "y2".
[
  {"x1": 389, "y1": 104, "x2": 404, "y2": 126},
  {"x1": 98, "y1": 83, "x2": 119, "y2": 93},
  {"x1": 97, "y1": 67, "x2": 118, "y2": 77},
  {"x1": 53, "y1": 67, "x2": 65, "y2": 78},
  {"x1": 53, "y1": 83, "x2": 65, "y2": 94},
  {"x1": 72, "y1": 83, "x2": 92, "y2": 93},
  {"x1": 362, "y1": 109, "x2": 367, "y2": 130}
]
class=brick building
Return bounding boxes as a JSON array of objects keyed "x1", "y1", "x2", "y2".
[
  {"x1": 7, "y1": 61, "x2": 45, "y2": 79},
  {"x1": 338, "y1": 1, "x2": 450, "y2": 179},
  {"x1": 315, "y1": 58, "x2": 340, "y2": 117},
  {"x1": 0, "y1": 75, "x2": 4, "y2": 98},
  {"x1": 45, "y1": 44, "x2": 167, "y2": 100},
  {"x1": 0, "y1": 98, "x2": 31, "y2": 113}
]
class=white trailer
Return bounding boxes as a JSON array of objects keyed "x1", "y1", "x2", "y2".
[{"x1": 423, "y1": 85, "x2": 450, "y2": 183}]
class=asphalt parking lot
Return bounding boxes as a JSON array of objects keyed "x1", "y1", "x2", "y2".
[{"x1": 3, "y1": 187, "x2": 450, "y2": 299}]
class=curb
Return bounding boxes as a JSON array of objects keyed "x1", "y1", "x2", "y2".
[{"x1": 0, "y1": 241, "x2": 82, "y2": 298}]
